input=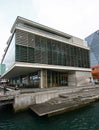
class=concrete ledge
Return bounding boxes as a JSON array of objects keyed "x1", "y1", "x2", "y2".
[{"x1": 13, "y1": 93, "x2": 35, "y2": 112}]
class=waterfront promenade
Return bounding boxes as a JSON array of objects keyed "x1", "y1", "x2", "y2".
[{"x1": 0, "y1": 85, "x2": 99, "y2": 116}]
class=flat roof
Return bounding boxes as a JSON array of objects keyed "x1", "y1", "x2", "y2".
[{"x1": 11, "y1": 16, "x2": 72, "y2": 39}]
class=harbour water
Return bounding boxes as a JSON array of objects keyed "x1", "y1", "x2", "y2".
[{"x1": 0, "y1": 102, "x2": 99, "y2": 130}]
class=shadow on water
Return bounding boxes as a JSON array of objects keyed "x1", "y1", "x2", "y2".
[{"x1": 0, "y1": 102, "x2": 99, "y2": 130}]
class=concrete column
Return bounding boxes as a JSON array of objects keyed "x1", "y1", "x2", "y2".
[
  {"x1": 68, "y1": 71, "x2": 76, "y2": 86},
  {"x1": 58, "y1": 72, "x2": 59, "y2": 86},
  {"x1": 27, "y1": 75, "x2": 30, "y2": 86},
  {"x1": 50, "y1": 71, "x2": 52, "y2": 87},
  {"x1": 43, "y1": 70, "x2": 47, "y2": 88},
  {"x1": 54, "y1": 73, "x2": 56, "y2": 87},
  {"x1": 46, "y1": 70, "x2": 48, "y2": 88},
  {"x1": 76, "y1": 71, "x2": 94, "y2": 86},
  {"x1": 40, "y1": 69, "x2": 43, "y2": 88}
]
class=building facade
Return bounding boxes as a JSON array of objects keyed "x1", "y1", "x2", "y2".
[
  {"x1": 1, "y1": 16, "x2": 91, "y2": 88},
  {"x1": 85, "y1": 31, "x2": 99, "y2": 83},
  {"x1": 85, "y1": 30, "x2": 99, "y2": 66}
]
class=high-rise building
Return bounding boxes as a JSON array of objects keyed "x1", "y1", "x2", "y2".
[
  {"x1": 85, "y1": 30, "x2": 99, "y2": 83},
  {"x1": 85, "y1": 30, "x2": 99, "y2": 66},
  {"x1": 1, "y1": 16, "x2": 91, "y2": 88}
]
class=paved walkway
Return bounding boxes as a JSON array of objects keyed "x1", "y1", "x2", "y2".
[
  {"x1": 19, "y1": 85, "x2": 97, "y2": 94},
  {"x1": 0, "y1": 84, "x2": 98, "y2": 97}
]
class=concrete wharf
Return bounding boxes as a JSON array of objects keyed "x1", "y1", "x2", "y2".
[
  {"x1": 0, "y1": 85, "x2": 99, "y2": 116},
  {"x1": 30, "y1": 86, "x2": 99, "y2": 116}
]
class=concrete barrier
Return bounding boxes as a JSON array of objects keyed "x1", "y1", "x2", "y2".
[
  {"x1": 35, "y1": 91, "x2": 58, "y2": 104},
  {"x1": 13, "y1": 93, "x2": 35, "y2": 112}
]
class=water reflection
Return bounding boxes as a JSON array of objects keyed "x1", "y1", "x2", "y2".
[{"x1": 0, "y1": 102, "x2": 99, "y2": 130}]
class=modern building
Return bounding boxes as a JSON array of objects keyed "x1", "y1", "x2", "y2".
[
  {"x1": 1, "y1": 16, "x2": 91, "y2": 88},
  {"x1": 85, "y1": 31, "x2": 99, "y2": 83},
  {"x1": 85, "y1": 30, "x2": 99, "y2": 66}
]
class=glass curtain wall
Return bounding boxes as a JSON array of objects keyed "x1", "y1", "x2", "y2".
[
  {"x1": 2, "y1": 34, "x2": 15, "y2": 73},
  {"x1": 29, "y1": 71, "x2": 40, "y2": 88},
  {"x1": 13, "y1": 71, "x2": 40, "y2": 88},
  {"x1": 47, "y1": 70, "x2": 68, "y2": 87}
]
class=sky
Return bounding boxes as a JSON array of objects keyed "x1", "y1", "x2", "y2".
[{"x1": 0, "y1": 0, "x2": 99, "y2": 62}]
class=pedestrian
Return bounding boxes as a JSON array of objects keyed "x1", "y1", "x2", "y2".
[{"x1": 15, "y1": 84, "x2": 18, "y2": 90}]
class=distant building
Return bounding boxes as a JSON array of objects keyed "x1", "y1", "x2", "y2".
[
  {"x1": 91, "y1": 65, "x2": 99, "y2": 83},
  {"x1": 85, "y1": 30, "x2": 99, "y2": 66},
  {"x1": 1, "y1": 16, "x2": 91, "y2": 88},
  {"x1": 85, "y1": 30, "x2": 99, "y2": 83},
  {"x1": 0, "y1": 64, "x2": 6, "y2": 83},
  {"x1": 0, "y1": 64, "x2": 1, "y2": 76},
  {"x1": 0, "y1": 64, "x2": 6, "y2": 76}
]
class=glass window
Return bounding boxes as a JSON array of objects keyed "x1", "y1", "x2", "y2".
[
  {"x1": 16, "y1": 45, "x2": 27, "y2": 62},
  {"x1": 2, "y1": 34, "x2": 15, "y2": 73}
]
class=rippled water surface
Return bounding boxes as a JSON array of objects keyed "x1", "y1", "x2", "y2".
[{"x1": 0, "y1": 102, "x2": 99, "y2": 130}]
